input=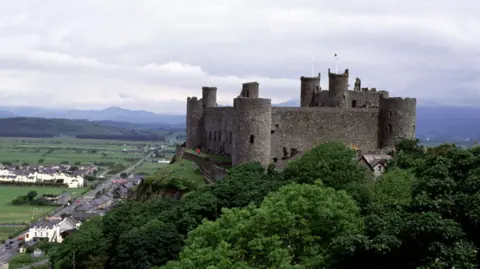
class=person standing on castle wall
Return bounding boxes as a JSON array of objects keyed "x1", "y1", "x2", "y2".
[{"x1": 195, "y1": 148, "x2": 200, "y2": 155}]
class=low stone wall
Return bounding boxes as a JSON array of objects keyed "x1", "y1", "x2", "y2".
[{"x1": 183, "y1": 152, "x2": 228, "y2": 181}]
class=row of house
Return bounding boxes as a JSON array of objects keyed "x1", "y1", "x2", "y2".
[{"x1": 0, "y1": 164, "x2": 97, "y2": 188}]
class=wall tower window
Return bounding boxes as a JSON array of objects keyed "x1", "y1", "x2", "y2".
[
  {"x1": 352, "y1": 100, "x2": 357, "y2": 108},
  {"x1": 249, "y1": 135, "x2": 255, "y2": 144},
  {"x1": 389, "y1": 110, "x2": 392, "y2": 118},
  {"x1": 246, "y1": 90, "x2": 249, "y2": 97},
  {"x1": 388, "y1": 124, "x2": 393, "y2": 132}
]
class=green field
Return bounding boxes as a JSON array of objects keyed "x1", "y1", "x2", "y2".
[
  {"x1": 0, "y1": 186, "x2": 86, "y2": 224},
  {"x1": 0, "y1": 226, "x2": 22, "y2": 241},
  {"x1": 0, "y1": 137, "x2": 151, "y2": 166},
  {"x1": 136, "y1": 159, "x2": 171, "y2": 175}
]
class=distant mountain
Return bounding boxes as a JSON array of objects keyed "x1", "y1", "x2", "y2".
[
  {"x1": 0, "y1": 106, "x2": 185, "y2": 125},
  {"x1": 0, "y1": 117, "x2": 168, "y2": 141}
]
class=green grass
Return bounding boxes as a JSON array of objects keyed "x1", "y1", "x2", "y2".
[
  {"x1": 0, "y1": 186, "x2": 86, "y2": 224},
  {"x1": 8, "y1": 253, "x2": 48, "y2": 269},
  {"x1": 136, "y1": 156, "x2": 173, "y2": 175},
  {"x1": 144, "y1": 159, "x2": 205, "y2": 191},
  {"x1": 0, "y1": 137, "x2": 150, "y2": 166},
  {"x1": 0, "y1": 226, "x2": 22, "y2": 241}
]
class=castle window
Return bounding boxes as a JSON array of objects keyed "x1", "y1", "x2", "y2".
[
  {"x1": 275, "y1": 124, "x2": 279, "y2": 128},
  {"x1": 389, "y1": 110, "x2": 392, "y2": 118},
  {"x1": 246, "y1": 90, "x2": 249, "y2": 97},
  {"x1": 273, "y1": 157, "x2": 278, "y2": 163},
  {"x1": 388, "y1": 124, "x2": 393, "y2": 132},
  {"x1": 249, "y1": 135, "x2": 255, "y2": 144},
  {"x1": 352, "y1": 100, "x2": 357, "y2": 108},
  {"x1": 209, "y1": 132, "x2": 212, "y2": 141},
  {"x1": 271, "y1": 130, "x2": 275, "y2": 134}
]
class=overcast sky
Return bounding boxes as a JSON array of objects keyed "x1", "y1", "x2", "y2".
[{"x1": 0, "y1": 0, "x2": 479, "y2": 114}]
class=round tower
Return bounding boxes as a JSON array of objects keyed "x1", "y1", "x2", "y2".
[
  {"x1": 240, "y1": 82, "x2": 259, "y2": 98},
  {"x1": 186, "y1": 97, "x2": 204, "y2": 149},
  {"x1": 378, "y1": 96, "x2": 417, "y2": 148},
  {"x1": 328, "y1": 68, "x2": 349, "y2": 108},
  {"x1": 232, "y1": 97, "x2": 272, "y2": 167},
  {"x1": 300, "y1": 73, "x2": 320, "y2": 107},
  {"x1": 202, "y1": 87, "x2": 217, "y2": 108}
]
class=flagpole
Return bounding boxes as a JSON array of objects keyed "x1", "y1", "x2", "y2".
[{"x1": 335, "y1": 53, "x2": 338, "y2": 74}]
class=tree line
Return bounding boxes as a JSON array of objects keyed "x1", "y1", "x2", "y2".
[{"x1": 48, "y1": 140, "x2": 480, "y2": 268}]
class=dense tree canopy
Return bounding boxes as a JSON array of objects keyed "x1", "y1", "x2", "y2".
[{"x1": 50, "y1": 141, "x2": 480, "y2": 269}]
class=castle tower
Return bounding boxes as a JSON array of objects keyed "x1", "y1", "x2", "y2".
[
  {"x1": 240, "y1": 82, "x2": 259, "y2": 98},
  {"x1": 186, "y1": 97, "x2": 204, "y2": 148},
  {"x1": 232, "y1": 97, "x2": 272, "y2": 167},
  {"x1": 300, "y1": 73, "x2": 320, "y2": 107},
  {"x1": 202, "y1": 87, "x2": 217, "y2": 108},
  {"x1": 378, "y1": 96, "x2": 417, "y2": 148},
  {"x1": 328, "y1": 68, "x2": 349, "y2": 108}
]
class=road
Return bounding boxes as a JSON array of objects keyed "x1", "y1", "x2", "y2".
[{"x1": 0, "y1": 153, "x2": 151, "y2": 266}]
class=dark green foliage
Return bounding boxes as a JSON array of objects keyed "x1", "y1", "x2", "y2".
[{"x1": 283, "y1": 141, "x2": 369, "y2": 189}]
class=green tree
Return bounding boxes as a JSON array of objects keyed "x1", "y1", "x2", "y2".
[
  {"x1": 111, "y1": 219, "x2": 183, "y2": 269},
  {"x1": 283, "y1": 141, "x2": 369, "y2": 189},
  {"x1": 27, "y1": 190, "x2": 37, "y2": 201},
  {"x1": 120, "y1": 172, "x2": 128, "y2": 179},
  {"x1": 159, "y1": 182, "x2": 363, "y2": 269},
  {"x1": 51, "y1": 217, "x2": 108, "y2": 269}
]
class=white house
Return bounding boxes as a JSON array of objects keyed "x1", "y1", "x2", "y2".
[
  {"x1": 25, "y1": 217, "x2": 81, "y2": 243},
  {"x1": 0, "y1": 169, "x2": 84, "y2": 188}
]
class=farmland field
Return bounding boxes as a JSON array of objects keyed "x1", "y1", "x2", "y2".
[
  {"x1": 0, "y1": 226, "x2": 21, "y2": 241},
  {"x1": 0, "y1": 186, "x2": 86, "y2": 225},
  {"x1": 136, "y1": 158, "x2": 172, "y2": 175},
  {"x1": 0, "y1": 137, "x2": 153, "y2": 167}
]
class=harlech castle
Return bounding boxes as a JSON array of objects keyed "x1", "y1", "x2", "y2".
[{"x1": 186, "y1": 68, "x2": 416, "y2": 167}]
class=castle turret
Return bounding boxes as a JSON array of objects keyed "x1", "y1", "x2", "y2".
[
  {"x1": 328, "y1": 68, "x2": 349, "y2": 108},
  {"x1": 232, "y1": 97, "x2": 272, "y2": 167},
  {"x1": 378, "y1": 96, "x2": 417, "y2": 148},
  {"x1": 186, "y1": 97, "x2": 204, "y2": 148},
  {"x1": 202, "y1": 87, "x2": 217, "y2": 108},
  {"x1": 300, "y1": 74, "x2": 320, "y2": 107},
  {"x1": 240, "y1": 82, "x2": 259, "y2": 98}
]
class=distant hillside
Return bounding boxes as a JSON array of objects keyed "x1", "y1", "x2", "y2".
[
  {"x1": 0, "y1": 118, "x2": 166, "y2": 141},
  {"x1": 95, "y1": 120, "x2": 185, "y2": 132},
  {"x1": 0, "y1": 106, "x2": 185, "y2": 125}
]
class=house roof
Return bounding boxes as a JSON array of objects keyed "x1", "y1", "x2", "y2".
[
  {"x1": 71, "y1": 211, "x2": 94, "y2": 220},
  {"x1": 30, "y1": 219, "x2": 61, "y2": 229},
  {"x1": 358, "y1": 154, "x2": 392, "y2": 171}
]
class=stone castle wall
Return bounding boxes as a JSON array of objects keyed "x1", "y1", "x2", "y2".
[{"x1": 270, "y1": 107, "x2": 380, "y2": 163}]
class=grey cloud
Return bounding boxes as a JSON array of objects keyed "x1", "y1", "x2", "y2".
[{"x1": 0, "y1": 0, "x2": 479, "y2": 114}]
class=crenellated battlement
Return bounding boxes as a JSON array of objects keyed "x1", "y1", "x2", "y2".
[{"x1": 185, "y1": 67, "x2": 416, "y2": 167}]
